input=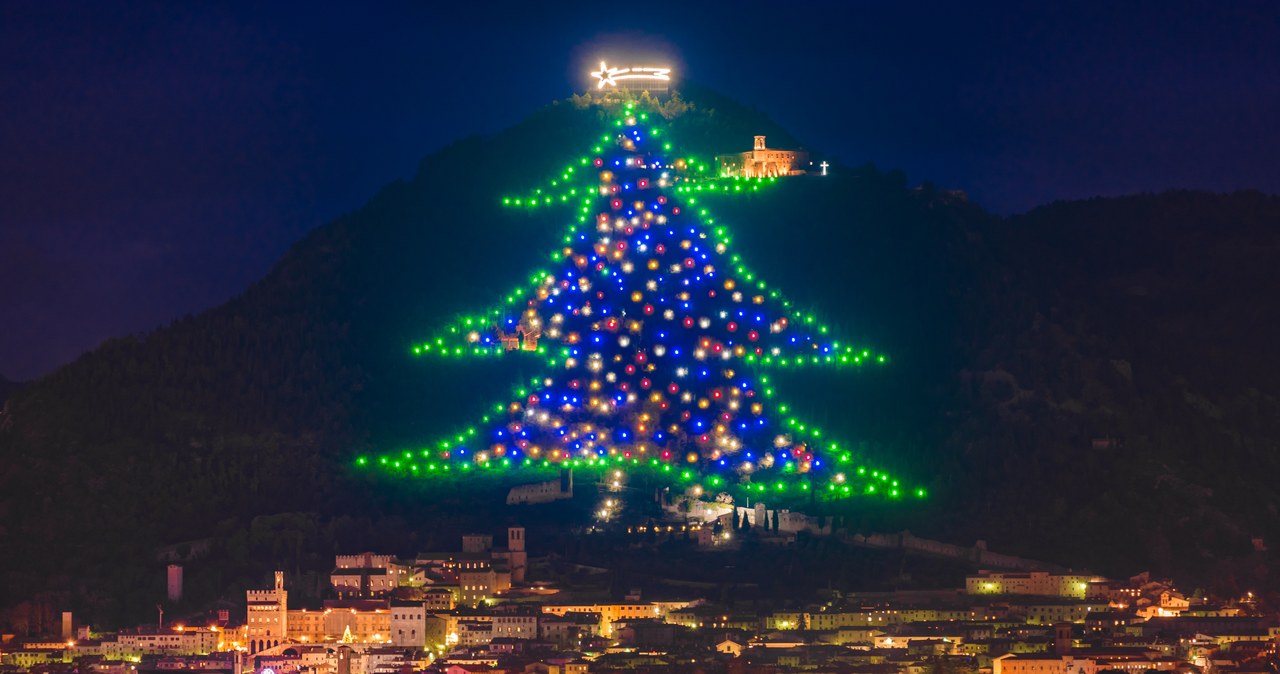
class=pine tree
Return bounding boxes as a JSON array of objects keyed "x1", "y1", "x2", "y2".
[{"x1": 370, "y1": 101, "x2": 926, "y2": 504}]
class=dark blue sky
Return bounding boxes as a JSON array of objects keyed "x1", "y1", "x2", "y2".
[{"x1": 2, "y1": 1, "x2": 1277, "y2": 380}]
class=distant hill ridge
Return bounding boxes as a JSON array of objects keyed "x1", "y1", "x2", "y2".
[{"x1": 1, "y1": 86, "x2": 1278, "y2": 629}]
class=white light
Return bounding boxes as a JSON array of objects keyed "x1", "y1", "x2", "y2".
[{"x1": 592, "y1": 61, "x2": 672, "y2": 90}]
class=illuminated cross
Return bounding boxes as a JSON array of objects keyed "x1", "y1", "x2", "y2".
[{"x1": 820, "y1": 161, "x2": 829, "y2": 176}]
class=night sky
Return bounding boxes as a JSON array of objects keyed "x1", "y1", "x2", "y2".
[{"x1": 2, "y1": 1, "x2": 1277, "y2": 381}]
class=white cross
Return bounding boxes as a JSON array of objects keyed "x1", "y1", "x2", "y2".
[{"x1": 820, "y1": 161, "x2": 829, "y2": 176}]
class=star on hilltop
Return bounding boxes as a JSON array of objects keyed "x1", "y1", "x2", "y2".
[{"x1": 591, "y1": 61, "x2": 671, "y2": 89}]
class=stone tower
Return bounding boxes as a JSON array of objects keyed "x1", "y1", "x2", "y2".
[
  {"x1": 507, "y1": 526, "x2": 527, "y2": 583},
  {"x1": 167, "y1": 564, "x2": 183, "y2": 602},
  {"x1": 1053, "y1": 622, "x2": 1073, "y2": 655}
]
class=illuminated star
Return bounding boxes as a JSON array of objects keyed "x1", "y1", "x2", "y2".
[
  {"x1": 592, "y1": 61, "x2": 671, "y2": 90},
  {"x1": 592, "y1": 61, "x2": 622, "y2": 89}
]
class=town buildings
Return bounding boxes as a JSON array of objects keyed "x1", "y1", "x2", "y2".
[{"x1": 5, "y1": 525, "x2": 1276, "y2": 674}]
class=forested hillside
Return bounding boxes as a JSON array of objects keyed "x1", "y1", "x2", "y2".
[
  {"x1": 1, "y1": 89, "x2": 1277, "y2": 632},
  {"x1": 0, "y1": 375, "x2": 21, "y2": 406}
]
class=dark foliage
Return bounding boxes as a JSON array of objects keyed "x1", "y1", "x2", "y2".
[{"x1": 1, "y1": 91, "x2": 1277, "y2": 632}]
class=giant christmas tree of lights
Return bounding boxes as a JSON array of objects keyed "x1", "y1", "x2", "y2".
[{"x1": 360, "y1": 103, "x2": 923, "y2": 502}]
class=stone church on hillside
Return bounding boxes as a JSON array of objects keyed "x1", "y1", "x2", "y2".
[{"x1": 715, "y1": 136, "x2": 810, "y2": 178}]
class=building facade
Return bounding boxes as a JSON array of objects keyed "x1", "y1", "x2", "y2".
[
  {"x1": 967, "y1": 572, "x2": 1101, "y2": 599},
  {"x1": 246, "y1": 571, "x2": 288, "y2": 653},
  {"x1": 715, "y1": 137, "x2": 809, "y2": 178}
]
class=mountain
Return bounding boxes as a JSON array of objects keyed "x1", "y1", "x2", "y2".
[
  {"x1": 964, "y1": 192, "x2": 1280, "y2": 580},
  {"x1": 0, "y1": 375, "x2": 21, "y2": 406},
  {"x1": 2, "y1": 88, "x2": 1278, "y2": 630}
]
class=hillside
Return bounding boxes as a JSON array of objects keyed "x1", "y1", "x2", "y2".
[
  {"x1": 1, "y1": 89, "x2": 1278, "y2": 630},
  {"x1": 963, "y1": 192, "x2": 1280, "y2": 580},
  {"x1": 0, "y1": 375, "x2": 20, "y2": 406}
]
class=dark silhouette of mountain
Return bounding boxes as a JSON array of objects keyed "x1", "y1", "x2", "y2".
[
  {"x1": 0, "y1": 375, "x2": 20, "y2": 405},
  {"x1": 1, "y1": 89, "x2": 1278, "y2": 631}
]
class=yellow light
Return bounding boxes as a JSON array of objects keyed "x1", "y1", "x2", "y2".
[{"x1": 591, "y1": 62, "x2": 672, "y2": 90}]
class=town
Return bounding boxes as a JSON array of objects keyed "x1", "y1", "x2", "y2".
[{"x1": 3, "y1": 524, "x2": 1275, "y2": 674}]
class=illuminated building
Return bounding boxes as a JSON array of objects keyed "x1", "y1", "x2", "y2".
[
  {"x1": 1017, "y1": 601, "x2": 1110, "y2": 625},
  {"x1": 540, "y1": 601, "x2": 689, "y2": 637},
  {"x1": 246, "y1": 571, "x2": 288, "y2": 653},
  {"x1": 422, "y1": 587, "x2": 457, "y2": 611},
  {"x1": 391, "y1": 601, "x2": 428, "y2": 648},
  {"x1": 116, "y1": 626, "x2": 219, "y2": 656},
  {"x1": 491, "y1": 609, "x2": 540, "y2": 640},
  {"x1": 247, "y1": 572, "x2": 395, "y2": 648},
  {"x1": 715, "y1": 136, "x2": 810, "y2": 178},
  {"x1": 331, "y1": 553, "x2": 410, "y2": 598},
  {"x1": 285, "y1": 603, "x2": 391, "y2": 644},
  {"x1": 993, "y1": 651, "x2": 1182, "y2": 674},
  {"x1": 540, "y1": 612, "x2": 600, "y2": 647},
  {"x1": 454, "y1": 527, "x2": 525, "y2": 605},
  {"x1": 458, "y1": 561, "x2": 502, "y2": 608},
  {"x1": 967, "y1": 571, "x2": 1103, "y2": 599}
]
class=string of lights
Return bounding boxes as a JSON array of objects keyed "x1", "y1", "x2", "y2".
[{"x1": 359, "y1": 102, "x2": 923, "y2": 501}]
